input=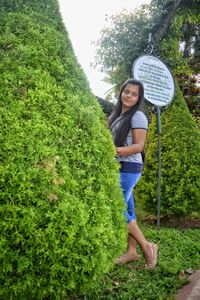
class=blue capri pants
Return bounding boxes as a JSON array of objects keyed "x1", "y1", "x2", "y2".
[{"x1": 120, "y1": 171, "x2": 142, "y2": 223}]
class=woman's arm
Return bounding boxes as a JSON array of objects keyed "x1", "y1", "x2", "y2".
[{"x1": 116, "y1": 129, "x2": 147, "y2": 156}]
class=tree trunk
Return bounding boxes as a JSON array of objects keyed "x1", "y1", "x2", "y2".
[{"x1": 152, "y1": 0, "x2": 184, "y2": 42}]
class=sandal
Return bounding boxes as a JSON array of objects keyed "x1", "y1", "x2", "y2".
[
  {"x1": 115, "y1": 253, "x2": 139, "y2": 265},
  {"x1": 144, "y1": 243, "x2": 158, "y2": 269}
]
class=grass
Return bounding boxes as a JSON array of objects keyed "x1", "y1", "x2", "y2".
[{"x1": 90, "y1": 223, "x2": 200, "y2": 300}]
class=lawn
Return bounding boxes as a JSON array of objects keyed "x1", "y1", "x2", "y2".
[{"x1": 91, "y1": 223, "x2": 200, "y2": 300}]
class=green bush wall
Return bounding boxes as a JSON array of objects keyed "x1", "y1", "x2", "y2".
[
  {"x1": 0, "y1": 1, "x2": 126, "y2": 298},
  {"x1": 136, "y1": 84, "x2": 200, "y2": 217}
]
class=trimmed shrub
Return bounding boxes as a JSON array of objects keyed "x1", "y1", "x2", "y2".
[
  {"x1": 136, "y1": 83, "x2": 200, "y2": 217},
  {"x1": 0, "y1": 1, "x2": 126, "y2": 298}
]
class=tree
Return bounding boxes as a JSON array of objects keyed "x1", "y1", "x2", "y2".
[
  {"x1": 151, "y1": 0, "x2": 200, "y2": 123},
  {"x1": 94, "y1": 0, "x2": 200, "y2": 100},
  {"x1": 94, "y1": 0, "x2": 200, "y2": 217},
  {"x1": 94, "y1": 6, "x2": 152, "y2": 89},
  {"x1": 96, "y1": 96, "x2": 114, "y2": 117},
  {"x1": 0, "y1": 0, "x2": 126, "y2": 298}
]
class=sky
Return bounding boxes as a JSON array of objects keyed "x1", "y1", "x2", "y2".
[{"x1": 58, "y1": 0, "x2": 151, "y2": 98}]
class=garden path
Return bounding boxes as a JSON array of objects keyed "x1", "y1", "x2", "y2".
[{"x1": 176, "y1": 270, "x2": 200, "y2": 300}]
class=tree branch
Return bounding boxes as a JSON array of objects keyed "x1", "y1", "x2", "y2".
[{"x1": 152, "y1": 0, "x2": 184, "y2": 42}]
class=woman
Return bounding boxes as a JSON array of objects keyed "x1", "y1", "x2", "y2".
[{"x1": 109, "y1": 78, "x2": 158, "y2": 269}]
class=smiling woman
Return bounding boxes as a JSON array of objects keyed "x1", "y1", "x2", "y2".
[{"x1": 108, "y1": 78, "x2": 158, "y2": 268}]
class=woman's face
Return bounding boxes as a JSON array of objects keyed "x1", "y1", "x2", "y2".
[{"x1": 121, "y1": 84, "x2": 139, "y2": 112}]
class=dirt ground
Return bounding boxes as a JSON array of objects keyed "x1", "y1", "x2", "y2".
[{"x1": 143, "y1": 215, "x2": 200, "y2": 229}]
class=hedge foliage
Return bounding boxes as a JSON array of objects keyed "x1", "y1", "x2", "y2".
[
  {"x1": 0, "y1": 1, "x2": 126, "y2": 298},
  {"x1": 136, "y1": 84, "x2": 200, "y2": 217}
]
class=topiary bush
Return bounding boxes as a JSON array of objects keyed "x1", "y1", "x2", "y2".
[
  {"x1": 0, "y1": 1, "x2": 126, "y2": 298},
  {"x1": 136, "y1": 83, "x2": 200, "y2": 217}
]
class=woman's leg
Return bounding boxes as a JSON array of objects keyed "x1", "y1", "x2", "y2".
[
  {"x1": 116, "y1": 172, "x2": 140, "y2": 264},
  {"x1": 115, "y1": 233, "x2": 139, "y2": 264},
  {"x1": 127, "y1": 234, "x2": 139, "y2": 259},
  {"x1": 128, "y1": 220, "x2": 158, "y2": 268},
  {"x1": 116, "y1": 172, "x2": 158, "y2": 268}
]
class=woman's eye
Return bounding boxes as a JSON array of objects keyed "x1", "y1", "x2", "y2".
[
  {"x1": 124, "y1": 90, "x2": 130, "y2": 94},
  {"x1": 123, "y1": 90, "x2": 137, "y2": 97}
]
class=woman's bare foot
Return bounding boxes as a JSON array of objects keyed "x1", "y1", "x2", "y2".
[
  {"x1": 115, "y1": 251, "x2": 139, "y2": 265},
  {"x1": 143, "y1": 242, "x2": 158, "y2": 269}
]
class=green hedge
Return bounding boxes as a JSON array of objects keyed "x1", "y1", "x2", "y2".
[
  {"x1": 0, "y1": 1, "x2": 126, "y2": 298},
  {"x1": 136, "y1": 84, "x2": 200, "y2": 217}
]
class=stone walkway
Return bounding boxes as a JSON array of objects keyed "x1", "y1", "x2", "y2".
[{"x1": 176, "y1": 270, "x2": 200, "y2": 300}]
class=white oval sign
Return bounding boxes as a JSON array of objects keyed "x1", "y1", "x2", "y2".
[{"x1": 132, "y1": 55, "x2": 175, "y2": 107}]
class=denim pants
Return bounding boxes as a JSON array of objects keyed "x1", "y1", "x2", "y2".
[{"x1": 120, "y1": 171, "x2": 142, "y2": 223}]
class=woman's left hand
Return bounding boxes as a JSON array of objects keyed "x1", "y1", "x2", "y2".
[{"x1": 116, "y1": 147, "x2": 121, "y2": 156}]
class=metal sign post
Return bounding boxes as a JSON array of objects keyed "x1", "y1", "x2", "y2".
[
  {"x1": 132, "y1": 36, "x2": 175, "y2": 229},
  {"x1": 156, "y1": 106, "x2": 162, "y2": 230}
]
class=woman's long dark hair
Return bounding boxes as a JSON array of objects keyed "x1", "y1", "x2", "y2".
[{"x1": 109, "y1": 78, "x2": 146, "y2": 147}]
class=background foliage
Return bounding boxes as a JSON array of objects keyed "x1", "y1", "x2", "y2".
[
  {"x1": 94, "y1": 0, "x2": 200, "y2": 217},
  {"x1": 0, "y1": 1, "x2": 126, "y2": 298},
  {"x1": 95, "y1": 0, "x2": 200, "y2": 97},
  {"x1": 137, "y1": 85, "x2": 200, "y2": 216}
]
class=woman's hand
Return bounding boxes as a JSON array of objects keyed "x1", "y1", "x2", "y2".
[
  {"x1": 116, "y1": 147, "x2": 122, "y2": 156},
  {"x1": 115, "y1": 129, "x2": 147, "y2": 157}
]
